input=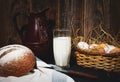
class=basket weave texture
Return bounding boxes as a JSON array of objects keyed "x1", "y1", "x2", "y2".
[{"x1": 73, "y1": 36, "x2": 120, "y2": 72}]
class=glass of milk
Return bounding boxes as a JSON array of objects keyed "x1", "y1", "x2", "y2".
[{"x1": 53, "y1": 29, "x2": 71, "y2": 68}]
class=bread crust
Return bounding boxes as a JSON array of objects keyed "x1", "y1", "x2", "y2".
[{"x1": 0, "y1": 45, "x2": 36, "y2": 77}]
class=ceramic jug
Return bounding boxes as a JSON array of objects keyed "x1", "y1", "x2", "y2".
[{"x1": 13, "y1": 8, "x2": 53, "y2": 63}]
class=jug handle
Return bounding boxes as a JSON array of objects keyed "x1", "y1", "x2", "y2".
[{"x1": 13, "y1": 12, "x2": 28, "y2": 40}]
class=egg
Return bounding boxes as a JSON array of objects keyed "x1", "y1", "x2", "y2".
[
  {"x1": 104, "y1": 45, "x2": 116, "y2": 53},
  {"x1": 77, "y1": 42, "x2": 89, "y2": 50},
  {"x1": 89, "y1": 44, "x2": 98, "y2": 49}
]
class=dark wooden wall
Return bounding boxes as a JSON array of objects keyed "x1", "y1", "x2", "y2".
[
  {"x1": 0, "y1": 0, "x2": 120, "y2": 47},
  {"x1": 0, "y1": 0, "x2": 58, "y2": 47},
  {"x1": 110, "y1": 0, "x2": 120, "y2": 35}
]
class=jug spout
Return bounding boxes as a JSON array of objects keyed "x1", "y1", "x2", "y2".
[
  {"x1": 29, "y1": 8, "x2": 49, "y2": 18},
  {"x1": 39, "y1": 8, "x2": 49, "y2": 15}
]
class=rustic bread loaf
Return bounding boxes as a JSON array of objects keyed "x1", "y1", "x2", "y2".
[{"x1": 0, "y1": 44, "x2": 36, "y2": 77}]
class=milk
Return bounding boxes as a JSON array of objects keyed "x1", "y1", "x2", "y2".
[{"x1": 53, "y1": 37, "x2": 71, "y2": 66}]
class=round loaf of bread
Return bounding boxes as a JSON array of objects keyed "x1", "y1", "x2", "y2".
[{"x1": 0, "y1": 44, "x2": 36, "y2": 77}]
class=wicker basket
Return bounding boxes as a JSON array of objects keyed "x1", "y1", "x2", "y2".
[{"x1": 73, "y1": 36, "x2": 120, "y2": 72}]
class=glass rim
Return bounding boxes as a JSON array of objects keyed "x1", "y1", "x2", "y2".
[{"x1": 53, "y1": 29, "x2": 71, "y2": 32}]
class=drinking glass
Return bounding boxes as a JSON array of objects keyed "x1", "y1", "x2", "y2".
[{"x1": 53, "y1": 29, "x2": 71, "y2": 68}]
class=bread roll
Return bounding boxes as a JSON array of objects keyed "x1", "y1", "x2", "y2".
[{"x1": 0, "y1": 44, "x2": 36, "y2": 77}]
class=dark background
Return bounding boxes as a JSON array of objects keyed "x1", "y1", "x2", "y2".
[
  {"x1": 0, "y1": 0, "x2": 120, "y2": 47},
  {"x1": 0, "y1": 0, "x2": 120, "y2": 82}
]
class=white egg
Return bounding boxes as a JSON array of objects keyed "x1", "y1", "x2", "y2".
[
  {"x1": 89, "y1": 44, "x2": 98, "y2": 49},
  {"x1": 77, "y1": 42, "x2": 89, "y2": 50},
  {"x1": 104, "y1": 45, "x2": 116, "y2": 53}
]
